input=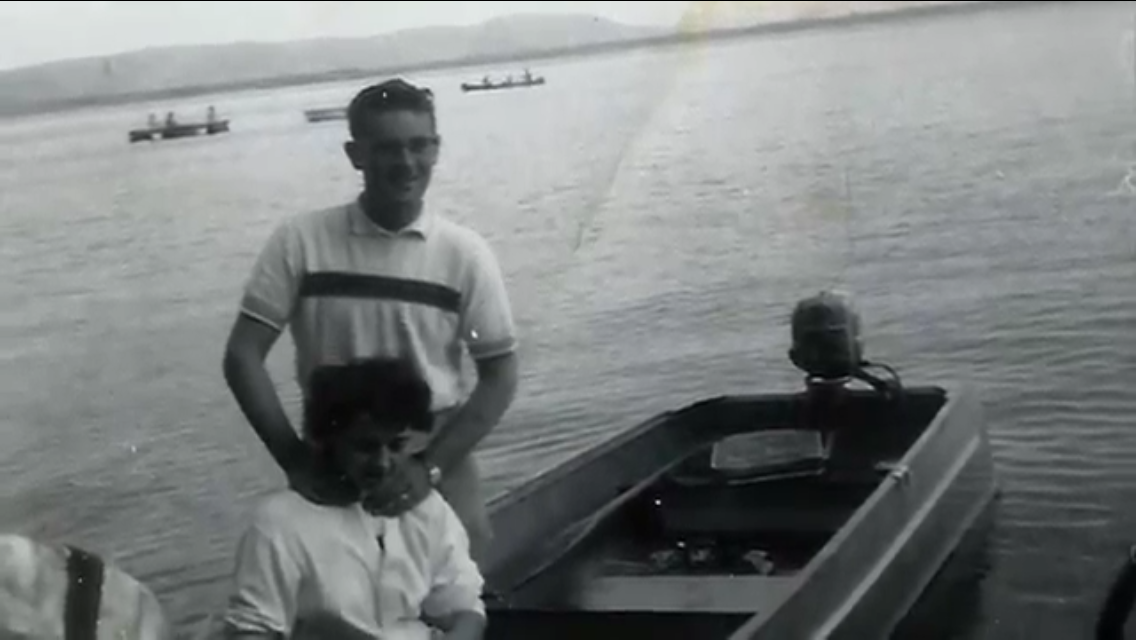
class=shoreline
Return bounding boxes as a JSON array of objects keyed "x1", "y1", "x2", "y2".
[{"x1": 0, "y1": 0, "x2": 1073, "y2": 120}]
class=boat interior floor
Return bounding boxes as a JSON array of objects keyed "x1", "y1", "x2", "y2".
[
  {"x1": 485, "y1": 463, "x2": 893, "y2": 639},
  {"x1": 502, "y1": 467, "x2": 886, "y2": 607}
]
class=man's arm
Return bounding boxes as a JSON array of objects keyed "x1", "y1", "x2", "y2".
[
  {"x1": 222, "y1": 315, "x2": 304, "y2": 472},
  {"x1": 421, "y1": 499, "x2": 488, "y2": 638},
  {"x1": 224, "y1": 219, "x2": 308, "y2": 473},
  {"x1": 423, "y1": 352, "x2": 518, "y2": 474},
  {"x1": 221, "y1": 517, "x2": 303, "y2": 640},
  {"x1": 422, "y1": 229, "x2": 519, "y2": 474}
]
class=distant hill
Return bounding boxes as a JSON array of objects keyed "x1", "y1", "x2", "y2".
[
  {"x1": 0, "y1": 1, "x2": 1057, "y2": 118},
  {"x1": 0, "y1": 14, "x2": 663, "y2": 116}
]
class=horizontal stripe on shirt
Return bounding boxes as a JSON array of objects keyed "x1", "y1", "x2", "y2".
[{"x1": 299, "y1": 272, "x2": 462, "y2": 314}]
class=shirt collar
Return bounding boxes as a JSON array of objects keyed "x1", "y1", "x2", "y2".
[{"x1": 347, "y1": 198, "x2": 433, "y2": 240}]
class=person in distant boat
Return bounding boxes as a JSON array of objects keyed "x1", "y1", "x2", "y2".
[
  {"x1": 207, "y1": 106, "x2": 217, "y2": 123},
  {"x1": 0, "y1": 534, "x2": 170, "y2": 639},
  {"x1": 148, "y1": 113, "x2": 159, "y2": 129},
  {"x1": 165, "y1": 111, "x2": 177, "y2": 127},
  {"x1": 217, "y1": 358, "x2": 486, "y2": 640},
  {"x1": 522, "y1": 69, "x2": 532, "y2": 83},
  {"x1": 222, "y1": 77, "x2": 519, "y2": 564}
]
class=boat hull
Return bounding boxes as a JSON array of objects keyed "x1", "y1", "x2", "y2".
[
  {"x1": 128, "y1": 120, "x2": 230, "y2": 143},
  {"x1": 303, "y1": 108, "x2": 347, "y2": 123},
  {"x1": 740, "y1": 386, "x2": 997, "y2": 639},
  {"x1": 482, "y1": 384, "x2": 998, "y2": 640},
  {"x1": 461, "y1": 78, "x2": 545, "y2": 93}
]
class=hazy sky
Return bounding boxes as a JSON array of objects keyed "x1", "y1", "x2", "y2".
[
  {"x1": 0, "y1": 1, "x2": 966, "y2": 71},
  {"x1": 0, "y1": 1, "x2": 694, "y2": 70}
]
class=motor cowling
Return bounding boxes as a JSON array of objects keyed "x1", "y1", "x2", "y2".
[{"x1": 789, "y1": 291, "x2": 863, "y2": 382}]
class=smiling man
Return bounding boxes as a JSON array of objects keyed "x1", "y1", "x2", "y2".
[{"x1": 222, "y1": 78, "x2": 519, "y2": 563}]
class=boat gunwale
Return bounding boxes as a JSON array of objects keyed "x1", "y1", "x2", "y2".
[
  {"x1": 818, "y1": 385, "x2": 998, "y2": 639},
  {"x1": 485, "y1": 387, "x2": 921, "y2": 513},
  {"x1": 816, "y1": 433, "x2": 997, "y2": 638},
  {"x1": 728, "y1": 382, "x2": 997, "y2": 638},
  {"x1": 757, "y1": 383, "x2": 963, "y2": 592}
]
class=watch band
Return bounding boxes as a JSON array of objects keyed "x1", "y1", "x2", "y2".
[{"x1": 413, "y1": 451, "x2": 443, "y2": 487}]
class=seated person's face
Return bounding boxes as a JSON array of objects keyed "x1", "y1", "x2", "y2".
[{"x1": 328, "y1": 414, "x2": 413, "y2": 501}]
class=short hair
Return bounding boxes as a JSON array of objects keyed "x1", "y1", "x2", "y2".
[
  {"x1": 304, "y1": 358, "x2": 433, "y2": 443},
  {"x1": 347, "y1": 78, "x2": 436, "y2": 140}
]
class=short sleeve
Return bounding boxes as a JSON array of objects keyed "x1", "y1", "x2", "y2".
[
  {"x1": 459, "y1": 235, "x2": 517, "y2": 360},
  {"x1": 239, "y1": 221, "x2": 304, "y2": 332},
  {"x1": 222, "y1": 520, "x2": 303, "y2": 635},
  {"x1": 421, "y1": 501, "x2": 486, "y2": 621}
]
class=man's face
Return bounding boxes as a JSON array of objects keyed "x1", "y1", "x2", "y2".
[
  {"x1": 329, "y1": 414, "x2": 414, "y2": 501},
  {"x1": 346, "y1": 109, "x2": 439, "y2": 207}
]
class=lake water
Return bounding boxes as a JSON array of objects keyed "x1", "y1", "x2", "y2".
[{"x1": 1, "y1": 2, "x2": 1134, "y2": 638}]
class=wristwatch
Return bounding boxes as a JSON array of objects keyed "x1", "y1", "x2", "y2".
[
  {"x1": 414, "y1": 451, "x2": 443, "y2": 487},
  {"x1": 427, "y1": 464, "x2": 443, "y2": 487}
]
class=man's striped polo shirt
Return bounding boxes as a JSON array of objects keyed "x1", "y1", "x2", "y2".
[{"x1": 239, "y1": 199, "x2": 517, "y2": 412}]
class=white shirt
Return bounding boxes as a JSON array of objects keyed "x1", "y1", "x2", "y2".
[{"x1": 220, "y1": 489, "x2": 484, "y2": 639}]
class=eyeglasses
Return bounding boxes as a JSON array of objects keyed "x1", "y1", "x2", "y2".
[{"x1": 365, "y1": 135, "x2": 440, "y2": 160}]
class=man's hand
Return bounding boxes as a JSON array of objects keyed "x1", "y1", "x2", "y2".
[{"x1": 359, "y1": 456, "x2": 433, "y2": 517}]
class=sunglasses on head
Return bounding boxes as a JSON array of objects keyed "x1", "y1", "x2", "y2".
[{"x1": 356, "y1": 81, "x2": 434, "y2": 108}]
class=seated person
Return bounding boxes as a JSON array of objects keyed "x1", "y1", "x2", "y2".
[
  {"x1": 0, "y1": 533, "x2": 169, "y2": 639},
  {"x1": 219, "y1": 358, "x2": 485, "y2": 640}
]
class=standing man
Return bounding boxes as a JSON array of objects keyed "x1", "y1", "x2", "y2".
[{"x1": 222, "y1": 78, "x2": 519, "y2": 563}]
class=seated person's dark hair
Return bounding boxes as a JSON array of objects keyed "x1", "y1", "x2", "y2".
[
  {"x1": 347, "y1": 78, "x2": 436, "y2": 140},
  {"x1": 304, "y1": 358, "x2": 433, "y2": 443}
]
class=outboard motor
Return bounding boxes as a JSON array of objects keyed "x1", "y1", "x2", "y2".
[
  {"x1": 790, "y1": 291, "x2": 903, "y2": 394},
  {"x1": 789, "y1": 290, "x2": 863, "y2": 384},
  {"x1": 789, "y1": 291, "x2": 903, "y2": 435}
]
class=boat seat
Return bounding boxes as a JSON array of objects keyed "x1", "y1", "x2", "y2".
[
  {"x1": 569, "y1": 575, "x2": 797, "y2": 613},
  {"x1": 657, "y1": 501, "x2": 853, "y2": 537},
  {"x1": 652, "y1": 474, "x2": 877, "y2": 538}
]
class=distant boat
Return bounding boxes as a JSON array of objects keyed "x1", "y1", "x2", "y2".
[
  {"x1": 462, "y1": 70, "x2": 546, "y2": 93},
  {"x1": 303, "y1": 107, "x2": 347, "y2": 123},
  {"x1": 129, "y1": 107, "x2": 229, "y2": 143}
]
